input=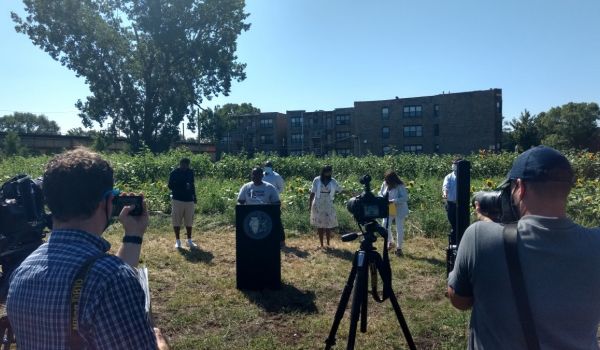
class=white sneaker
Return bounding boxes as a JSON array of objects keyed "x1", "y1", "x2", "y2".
[
  {"x1": 175, "y1": 239, "x2": 182, "y2": 249},
  {"x1": 187, "y1": 239, "x2": 198, "y2": 249}
]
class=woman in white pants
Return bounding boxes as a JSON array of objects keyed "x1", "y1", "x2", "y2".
[{"x1": 379, "y1": 171, "x2": 409, "y2": 257}]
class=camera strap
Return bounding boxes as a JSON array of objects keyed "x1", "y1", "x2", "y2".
[
  {"x1": 70, "y1": 253, "x2": 109, "y2": 349},
  {"x1": 370, "y1": 235, "x2": 393, "y2": 303},
  {"x1": 503, "y1": 223, "x2": 541, "y2": 350}
]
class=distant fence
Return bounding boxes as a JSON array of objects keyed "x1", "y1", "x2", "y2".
[{"x1": 0, "y1": 132, "x2": 216, "y2": 159}]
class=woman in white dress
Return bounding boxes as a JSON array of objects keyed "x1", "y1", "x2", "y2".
[
  {"x1": 379, "y1": 170, "x2": 409, "y2": 256},
  {"x1": 309, "y1": 165, "x2": 342, "y2": 247}
]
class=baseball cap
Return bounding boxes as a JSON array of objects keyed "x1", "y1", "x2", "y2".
[{"x1": 499, "y1": 146, "x2": 574, "y2": 188}]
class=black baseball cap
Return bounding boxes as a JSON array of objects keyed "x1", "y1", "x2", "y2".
[{"x1": 499, "y1": 146, "x2": 574, "y2": 188}]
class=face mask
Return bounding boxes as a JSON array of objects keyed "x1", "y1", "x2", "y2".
[
  {"x1": 451, "y1": 164, "x2": 457, "y2": 173},
  {"x1": 264, "y1": 167, "x2": 273, "y2": 174}
]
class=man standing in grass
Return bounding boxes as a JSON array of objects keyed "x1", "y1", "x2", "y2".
[
  {"x1": 263, "y1": 160, "x2": 285, "y2": 195},
  {"x1": 169, "y1": 158, "x2": 198, "y2": 249},
  {"x1": 447, "y1": 146, "x2": 600, "y2": 349}
]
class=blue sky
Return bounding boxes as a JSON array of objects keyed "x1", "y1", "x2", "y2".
[{"x1": 1, "y1": 0, "x2": 599, "y2": 133}]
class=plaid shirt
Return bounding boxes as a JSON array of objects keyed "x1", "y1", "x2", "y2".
[{"x1": 7, "y1": 229, "x2": 157, "y2": 350}]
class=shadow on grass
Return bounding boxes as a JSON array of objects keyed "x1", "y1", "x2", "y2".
[
  {"x1": 177, "y1": 247, "x2": 214, "y2": 264},
  {"x1": 242, "y1": 282, "x2": 318, "y2": 314},
  {"x1": 281, "y1": 245, "x2": 310, "y2": 258},
  {"x1": 325, "y1": 247, "x2": 355, "y2": 262},
  {"x1": 404, "y1": 253, "x2": 445, "y2": 268}
]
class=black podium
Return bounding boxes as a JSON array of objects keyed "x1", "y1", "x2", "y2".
[{"x1": 236, "y1": 204, "x2": 282, "y2": 290}]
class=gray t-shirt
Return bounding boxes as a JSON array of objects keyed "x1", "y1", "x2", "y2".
[
  {"x1": 449, "y1": 215, "x2": 600, "y2": 350},
  {"x1": 237, "y1": 182, "x2": 280, "y2": 205}
]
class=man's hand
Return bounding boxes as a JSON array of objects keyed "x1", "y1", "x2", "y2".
[
  {"x1": 154, "y1": 328, "x2": 170, "y2": 350},
  {"x1": 447, "y1": 286, "x2": 473, "y2": 310},
  {"x1": 118, "y1": 193, "x2": 149, "y2": 237}
]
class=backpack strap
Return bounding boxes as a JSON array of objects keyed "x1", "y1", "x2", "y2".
[
  {"x1": 503, "y1": 223, "x2": 541, "y2": 350},
  {"x1": 70, "y1": 253, "x2": 109, "y2": 349}
]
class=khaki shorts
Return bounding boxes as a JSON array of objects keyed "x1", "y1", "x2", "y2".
[{"x1": 171, "y1": 199, "x2": 195, "y2": 227}]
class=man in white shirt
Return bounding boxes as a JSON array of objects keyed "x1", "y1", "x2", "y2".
[
  {"x1": 237, "y1": 167, "x2": 280, "y2": 205},
  {"x1": 263, "y1": 161, "x2": 285, "y2": 194},
  {"x1": 442, "y1": 158, "x2": 460, "y2": 240}
]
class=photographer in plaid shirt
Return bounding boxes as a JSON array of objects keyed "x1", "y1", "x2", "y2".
[{"x1": 6, "y1": 148, "x2": 169, "y2": 349}]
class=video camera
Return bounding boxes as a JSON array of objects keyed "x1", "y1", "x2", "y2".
[
  {"x1": 346, "y1": 175, "x2": 389, "y2": 225},
  {"x1": 0, "y1": 175, "x2": 50, "y2": 301},
  {"x1": 471, "y1": 184, "x2": 519, "y2": 224}
]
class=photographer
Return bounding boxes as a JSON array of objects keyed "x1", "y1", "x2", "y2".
[
  {"x1": 447, "y1": 146, "x2": 600, "y2": 349},
  {"x1": 309, "y1": 165, "x2": 342, "y2": 248},
  {"x1": 168, "y1": 158, "x2": 198, "y2": 249},
  {"x1": 378, "y1": 171, "x2": 409, "y2": 257},
  {"x1": 6, "y1": 148, "x2": 168, "y2": 350}
]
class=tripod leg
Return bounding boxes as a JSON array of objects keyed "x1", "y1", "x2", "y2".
[
  {"x1": 347, "y1": 252, "x2": 367, "y2": 350},
  {"x1": 360, "y1": 263, "x2": 373, "y2": 333},
  {"x1": 388, "y1": 291, "x2": 417, "y2": 350},
  {"x1": 325, "y1": 255, "x2": 359, "y2": 349}
]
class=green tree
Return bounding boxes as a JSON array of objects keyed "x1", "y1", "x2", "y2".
[
  {"x1": 508, "y1": 109, "x2": 541, "y2": 151},
  {"x1": 0, "y1": 112, "x2": 60, "y2": 134},
  {"x1": 198, "y1": 103, "x2": 260, "y2": 142},
  {"x1": 13, "y1": 0, "x2": 250, "y2": 152},
  {"x1": 536, "y1": 102, "x2": 600, "y2": 150},
  {"x1": 1, "y1": 131, "x2": 27, "y2": 156},
  {"x1": 66, "y1": 127, "x2": 99, "y2": 137}
]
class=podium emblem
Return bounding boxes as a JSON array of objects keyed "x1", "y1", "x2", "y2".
[{"x1": 242, "y1": 210, "x2": 273, "y2": 240}]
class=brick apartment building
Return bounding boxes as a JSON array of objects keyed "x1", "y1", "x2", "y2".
[
  {"x1": 217, "y1": 89, "x2": 503, "y2": 157},
  {"x1": 352, "y1": 89, "x2": 503, "y2": 155},
  {"x1": 218, "y1": 112, "x2": 286, "y2": 156}
]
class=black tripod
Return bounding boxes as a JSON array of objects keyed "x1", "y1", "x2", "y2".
[{"x1": 324, "y1": 222, "x2": 416, "y2": 350}]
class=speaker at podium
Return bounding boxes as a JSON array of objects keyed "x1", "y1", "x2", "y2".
[{"x1": 236, "y1": 204, "x2": 282, "y2": 290}]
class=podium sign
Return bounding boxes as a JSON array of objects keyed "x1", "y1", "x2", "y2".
[{"x1": 236, "y1": 204, "x2": 282, "y2": 290}]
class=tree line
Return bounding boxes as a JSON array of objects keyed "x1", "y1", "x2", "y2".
[{"x1": 503, "y1": 102, "x2": 599, "y2": 152}]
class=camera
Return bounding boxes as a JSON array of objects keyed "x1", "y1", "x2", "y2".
[
  {"x1": 112, "y1": 195, "x2": 143, "y2": 216},
  {"x1": 472, "y1": 184, "x2": 519, "y2": 224},
  {"x1": 0, "y1": 175, "x2": 50, "y2": 304},
  {"x1": 346, "y1": 175, "x2": 389, "y2": 224}
]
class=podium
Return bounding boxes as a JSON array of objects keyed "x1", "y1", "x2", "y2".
[{"x1": 236, "y1": 204, "x2": 282, "y2": 290}]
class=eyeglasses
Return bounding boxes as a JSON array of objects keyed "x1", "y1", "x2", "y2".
[{"x1": 102, "y1": 188, "x2": 121, "y2": 199}]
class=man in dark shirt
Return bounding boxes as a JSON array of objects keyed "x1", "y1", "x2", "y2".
[
  {"x1": 168, "y1": 158, "x2": 198, "y2": 249},
  {"x1": 7, "y1": 147, "x2": 169, "y2": 349}
]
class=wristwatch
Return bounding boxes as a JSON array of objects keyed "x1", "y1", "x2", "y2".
[{"x1": 122, "y1": 235, "x2": 143, "y2": 245}]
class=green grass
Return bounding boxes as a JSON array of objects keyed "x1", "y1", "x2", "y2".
[{"x1": 103, "y1": 221, "x2": 470, "y2": 350}]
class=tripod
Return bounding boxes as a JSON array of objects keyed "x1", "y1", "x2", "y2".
[{"x1": 324, "y1": 222, "x2": 416, "y2": 350}]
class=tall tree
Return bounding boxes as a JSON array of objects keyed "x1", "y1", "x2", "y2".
[
  {"x1": 198, "y1": 103, "x2": 260, "y2": 142},
  {"x1": 508, "y1": 109, "x2": 541, "y2": 151},
  {"x1": 536, "y1": 102, "x2": 600, "y2": 150},
  {"x1": 13, "y1": 0, "x2": 250, "y2": 152},
  {"x1": 0, "y1": 112, "x2": 60, "y2": 134}
]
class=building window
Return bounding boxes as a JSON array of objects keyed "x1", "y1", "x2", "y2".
[
  {"x1": 221, "y1": 135, "x2": 231, "y2": 143},
  {"x1": 260, "y1": 134, "x2": 274, "y2": 144},
  {"x1": 260, "y1": 118, "x2": 273, "y2": 128},
  {"x1": 403, "y1": 105, "x2": 422, "y2": 118},
  {"x1": 382, "y1": 127, "x2": 390, "y2": 139},
  {"x1": 383, "y1": 145, "x2": 392, "y2": 155},
  {"x1": 291, "y1": 133, "x2": 303, "y2": 144},
  {"x1": 496, "y1": 101, "x2": 502, "y2": 114},
  {"x1": 434, "y1": 124, "x2": 439, "y2": 137},
  {"x1": 291, "y1": 117, "x2": 303, "y2": 128},
  {"x1": 403, "y1": 144, "x2": 423, "y2": 153},
  {"x1": 313, "y1": 117, "x2": 319, "y2": 125},
  {"x1": 403, "y1": 125, "x2": 423, "y2": 137},
  {"x1": 336, "y1": 131, "x2": 350, "y2": 140},
  {"x1": 247, "y1": 120, "x2": 255, "y2": 128},
  {"x1": 434, "y1": 104, "x2": 440, "y2": 117},
  {"x1": 336, "y1": 114, "x2": 350, "y2": 125},
  {"x1": 434, "y1": 144, "x2": 440, "y2": 153},
  {"x1": 336, "y1": 148, "x2": 351, "y2": 156},
  {"x1": 382, "y1": 107, "x2": 389, "y2": 120}
]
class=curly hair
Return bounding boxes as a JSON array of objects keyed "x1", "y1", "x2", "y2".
[{"x1": 43, "y1": 147, "x2": 114, "y2": 221}]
